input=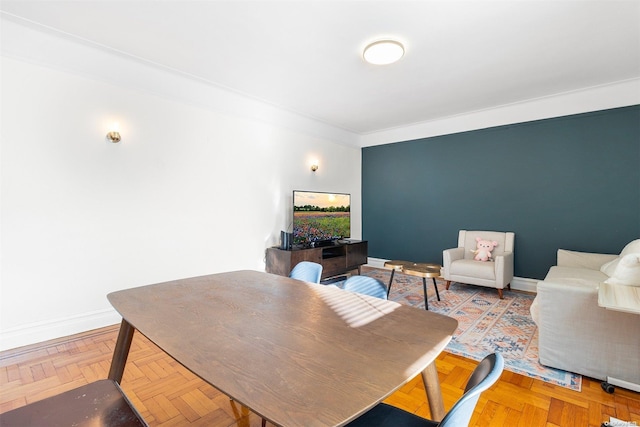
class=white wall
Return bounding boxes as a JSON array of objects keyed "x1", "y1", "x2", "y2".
[{"x1": 0, "y1": 21, "x2": 362, "y2": 350}]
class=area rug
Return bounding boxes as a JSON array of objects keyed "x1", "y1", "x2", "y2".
[{"x1": 343, "y1": 267, "x2": 582, "y2": 391}]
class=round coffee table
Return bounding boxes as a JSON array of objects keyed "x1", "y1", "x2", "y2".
[{"x1": 384, "y1": 260, "x2": 442, "y2": 310}]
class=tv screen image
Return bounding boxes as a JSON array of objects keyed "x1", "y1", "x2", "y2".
[{"x1": 293, "y1": 191, "x2": 350, "y2": 245}]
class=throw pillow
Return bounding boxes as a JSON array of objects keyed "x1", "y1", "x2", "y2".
[
  {"x1": 604, "y1": 253, "x2": 640, "y2": 286},
  {"x1": 601, "y1": 258, "x2": 619, "y2": 276},
  {"x1": 600, "y1": 239, "x2": 640, "y2": 276},
  {"x1": 620, "y1": 239, "x2": 640, "y2": 256}
]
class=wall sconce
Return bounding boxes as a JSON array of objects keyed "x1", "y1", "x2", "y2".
[
  {"x1": 106, "y1": 123, "x2": 121, "y2": 143},
  {"x1": 311, "y1": 163, "x2": 319, "y2": 172}
]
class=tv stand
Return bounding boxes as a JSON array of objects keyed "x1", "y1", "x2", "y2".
[{"x1": 265, "y1": 240, "x2": 368, "y2": 279}]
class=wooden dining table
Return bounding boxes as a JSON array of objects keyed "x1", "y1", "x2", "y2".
[{"x1": 107, "y1": 270, "x2": 458, "y2": 427}]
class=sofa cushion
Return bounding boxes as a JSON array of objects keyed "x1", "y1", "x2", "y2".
[
  {"x1": 600, "y1": 239, "x2": 640, "y2": 276},
  {"x1": 544, "y1": 266, "x2": 608, "y2": 289}
]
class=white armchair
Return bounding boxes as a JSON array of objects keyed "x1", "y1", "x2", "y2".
[{"x1": 442, "y1": 230, "x2": 515, "y2": 299}]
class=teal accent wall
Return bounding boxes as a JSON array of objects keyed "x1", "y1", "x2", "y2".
[{"x1": 362, "y1": 105, "x2": 640, "y2": 280}]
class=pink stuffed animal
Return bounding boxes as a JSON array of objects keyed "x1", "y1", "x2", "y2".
[{"x1": 471, "y1": 237, "x2": 498, "y2": 262}]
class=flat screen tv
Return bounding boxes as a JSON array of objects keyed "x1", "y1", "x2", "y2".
[{"x1": 293, "y1": 191, "x2": 350, "y2": 246}]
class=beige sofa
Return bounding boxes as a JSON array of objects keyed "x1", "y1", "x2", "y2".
[{"x1": 531, "y1": 241, "x2": 640, "y2": 389}]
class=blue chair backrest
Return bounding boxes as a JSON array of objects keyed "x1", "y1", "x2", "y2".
[
  {"x1": 343, "y1": 275, "x2": 387, "y2": 299},
  {"x1": 289, "y1": 261, "x2": 323, "y2": 283},
  {"x1": 438, "y1": 352, "x2": 504, "y2": 427}
]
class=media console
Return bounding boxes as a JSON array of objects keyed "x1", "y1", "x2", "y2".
[{"x1": 265, "y1": 240, "x2": 368, "y2": 279}]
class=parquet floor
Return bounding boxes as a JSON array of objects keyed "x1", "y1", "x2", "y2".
[{"x1": 1, "y1": 324, "x2": 638, "y2": 426}]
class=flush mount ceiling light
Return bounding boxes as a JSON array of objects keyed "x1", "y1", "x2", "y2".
[{"x1": 363, "y1": 39, "x2": 405, "y2": 65}]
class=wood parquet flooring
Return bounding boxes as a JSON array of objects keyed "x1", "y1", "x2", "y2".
[{"x1": 1, "y1": 324, "x2": 638, "y2": 426}]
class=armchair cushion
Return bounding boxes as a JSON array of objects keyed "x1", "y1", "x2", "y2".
[{"x1": 449, "y1": 259, "x2": 496, "y2": 280}]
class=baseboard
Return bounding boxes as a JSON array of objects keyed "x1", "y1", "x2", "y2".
[
  {"x1": 366, "y1": 257, "x2": 388, "y2": 268},
  {"x1": 510, "y1": 277, "x2": 538, "y2": 293},
  {"x1": 366, "y1": 257, "x2": 538, "y2": 293},
  {"x1": 0, "y1": 308, "x2": 121, "y2": 352}
]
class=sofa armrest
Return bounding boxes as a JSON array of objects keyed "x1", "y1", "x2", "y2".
[
  {"x1": 442, "y1": 247, "x2": 465, "y2": 279},
  {"x1": 557, "y1": 249, "x2": 617, "y2": 271}
]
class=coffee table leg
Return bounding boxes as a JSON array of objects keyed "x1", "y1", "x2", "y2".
[
  {"x1": 433, "y1": 278, "x2": 440, "y2": 301},
  {"x1": 422, "y1": 278, "x2": 429, "y2": 310},
  {"x1": 108, "y1": 319, "x2": 135, "y2": 384},
  {"x1": 421, "y1": 361, "x2": 445, "y2": 421},
  {"x1": 387, "y1": 269, "x2": 395, "y2": 298}
]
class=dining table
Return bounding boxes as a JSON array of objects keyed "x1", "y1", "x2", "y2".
[{"x1": 107, "y1": 270, "x2": 458, "y2": 427}]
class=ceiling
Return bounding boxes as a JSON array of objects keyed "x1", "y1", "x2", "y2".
[{"x1": 1, "y1": 1, "x2": 639, "y2": 136}]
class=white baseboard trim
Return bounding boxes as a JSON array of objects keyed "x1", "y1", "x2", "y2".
[
  {"x1": 0, "y1": 308, "x2": 121, "y2": 352},
  {"x1": 511, "y1": 277, "x2": 538, "y2": 293},
  {"x1": 366, "y1": 257, "x2": 388, "y2": 268},
  {"x1": 366, "y1": 257, "x2": 538, "y2": 294},
  {"x1": 607, "y1": 376, "x2": 640, "y2": 393}
]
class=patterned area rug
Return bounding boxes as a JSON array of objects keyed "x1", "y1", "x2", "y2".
[{"x1": 345, "y1": 267, "x2": 582, "y2": 391}]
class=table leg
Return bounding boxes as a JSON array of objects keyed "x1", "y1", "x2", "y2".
[
  {"x1": 387, "y1": 269, "x2": 395, "y2": 298},
  {"x1": 433, "y1": 278, "x2": 440, "y2": 301},
  {"x1": 421, "y1": 361, "x2": 446, "y2": 421},
  {"x1": 422, "y1": 278, "x2": 429, "y2": 310},
  {"x1": 108, "y1": 319, "x2": 135, "y2": 384}
]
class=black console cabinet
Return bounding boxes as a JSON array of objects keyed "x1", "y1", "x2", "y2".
[{"x1": 265, "y1": 240, "x2": 368, "y2": 279}]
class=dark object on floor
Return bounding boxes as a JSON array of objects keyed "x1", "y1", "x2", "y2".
[
  {"x1": 0, "y1": 379, "x2": 147, "y2": 427},
  {"x1": 601, "y1": 381, "x2": 615, "y2": 393}
]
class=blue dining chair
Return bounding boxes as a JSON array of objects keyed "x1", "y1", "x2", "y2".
[
  {"x1": 289, "y1": 261, "x2": 323, "y2": 283},
  {"x1": 343, "y1": 275, "x2": 388, "y2": 299},
  {"x1": 344, "y1": 352, "x2": 504, "y2": 427}
]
